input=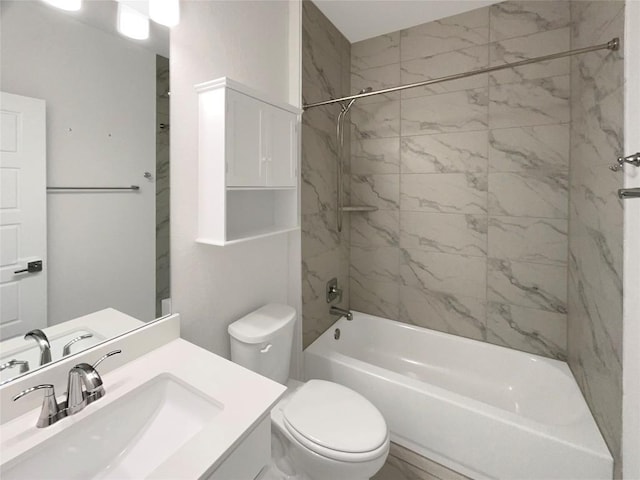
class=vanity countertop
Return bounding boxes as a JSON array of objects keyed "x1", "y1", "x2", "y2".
[{"x1": 0, "y1": 338, "x2": 286, "y2": 479}]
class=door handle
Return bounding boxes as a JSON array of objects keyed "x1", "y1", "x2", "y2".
[{"x1": 14, "y1": 260, "x2": 43, "y2": 274}]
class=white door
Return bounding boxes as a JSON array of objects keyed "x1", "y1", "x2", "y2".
[{"x1": 0, "y1": 92, "x2": 47, "y2": 339}]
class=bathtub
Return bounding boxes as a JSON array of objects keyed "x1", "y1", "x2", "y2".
[{"x1": 304, "y1": 312, "x2": 612, "y2": 480}]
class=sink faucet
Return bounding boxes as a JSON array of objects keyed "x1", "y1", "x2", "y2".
[
  {"x1": 329, "y1": 305, "x2": 353, "y2": 321},
  {"x1": 13, "y1": 349, "x2": 122, "y2": 427},
  {"x1": 67, "y1": 349, "x2": 121, "y2": 415},
  {"x1": 24, "y1": 329, "x2": 52, "y2": 366}
]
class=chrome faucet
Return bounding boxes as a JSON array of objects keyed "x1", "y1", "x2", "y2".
[
  {"x1": 24, "y1": 329, "x2": 52, "y2": 366},
  {"x1": 66, "y1": 349, "x2": 121, "y2": 415},
  {"x1": 330, "y1": 305, "x2": 353, "y2": 321},
  {"x1": 13, "y1": 349, "x2": 122, "y2": 428}
]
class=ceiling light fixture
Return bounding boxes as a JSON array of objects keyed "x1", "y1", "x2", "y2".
[
  {"x1": 117, "y1": 2, "x2": 150, "y2": 40},
  {"x1": 149, "y1": 0, "x2": 180, "y2": 28},
  {"x1": 42, "y1": 0, "x2": 82, "y2": 11},
  {"x1": 42, "y1": 0, "x2": 180, "y2": 41}
]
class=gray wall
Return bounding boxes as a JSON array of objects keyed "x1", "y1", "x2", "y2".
[
  {"x1": 348, "y1": 1, "x2": 571, "y2": 360},
  {"x1": 568, "y1": 1, "x2": 625, "y2": 477},
  {"x1": 301, "y1": 0, "x2": 351, "y2": 347}
]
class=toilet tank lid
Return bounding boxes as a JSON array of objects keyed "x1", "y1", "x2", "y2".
[{"x1": 228, "y1": 304, "x2": 296, "y2": 344}]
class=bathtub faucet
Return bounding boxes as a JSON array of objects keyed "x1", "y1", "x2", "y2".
[{"x1": 330, "y1": 306, "x2": 353, "y2": 321}]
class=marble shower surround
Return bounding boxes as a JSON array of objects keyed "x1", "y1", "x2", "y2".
[
  {"x1": 301, "y1": 0, "x2": 351, "y2": 348},
  {"x1": 568, "y1": 1, "x2": 625, "y2": 476},
  {"x1": 349, "y1": 1, "x2": 572, "y2": 360}
]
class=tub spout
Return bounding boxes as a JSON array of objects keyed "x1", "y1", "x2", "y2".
[{"x1": 330, "y1": 306, "x2": 353, "y2": 321}]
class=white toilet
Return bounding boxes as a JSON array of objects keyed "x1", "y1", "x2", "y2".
[{"x1": 228, "y1": 304, "x2": 389, "y2": 480}]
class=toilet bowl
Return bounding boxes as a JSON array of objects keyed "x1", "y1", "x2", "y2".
[
  {"x1": 228, "y1": 304, "x2": 389, "y2": 480},
  {"x1": 272, "y1": 379, "x2": 389, "y2": 480}
]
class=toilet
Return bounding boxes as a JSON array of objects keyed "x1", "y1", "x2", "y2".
[{"x1": 228, "y1": 304, "x2": 389, "y2": 480}]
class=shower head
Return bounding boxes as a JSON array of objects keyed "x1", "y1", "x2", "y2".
[{"x1": 342, "y1": 86, "x2": 373, "y2": 112}]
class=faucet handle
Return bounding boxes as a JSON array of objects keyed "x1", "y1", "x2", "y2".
[
  {"x1": 13, "y1": 383, "x2": 55, "y2": 401},
  {"x1": 13, "y1": 384, "x2": 66, "y2": 428},
  {"x1": 62, "y1": 333, "x2": 94, "y2": 357},
  {"x1": 0, "y1": 359, "x2": 29, "y2": 374},
  {"x1": 92, "y1": 349, "x2": 122, "y2": 369}
]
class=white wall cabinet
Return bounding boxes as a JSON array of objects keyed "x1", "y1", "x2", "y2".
[
  {"x1": 226, "y1": 90, "x2": 297, "y2": 188},
  {"x1": 226, "y1": 90, "x2": 263, "y2": 187},
  {"x1": 195, "y1": 78, "x2": 300, "y2": 246}
]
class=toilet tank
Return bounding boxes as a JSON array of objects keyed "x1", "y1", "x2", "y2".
[{"x1": 228, "y1": 304, "x2": 296, "y2": 384}]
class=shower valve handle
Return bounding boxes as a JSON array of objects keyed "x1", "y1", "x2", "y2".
[{"x1": 610, "y1": 152, "x2": 640, "y2": 171}]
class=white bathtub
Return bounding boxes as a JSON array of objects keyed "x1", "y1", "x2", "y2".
[{"x1": 304, "y1": 312, "x2": 612, "y2": 479}]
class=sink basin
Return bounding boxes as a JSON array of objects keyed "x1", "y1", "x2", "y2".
[{"x1": 1, "y1": 374, "x2": 223, "y2": 479}]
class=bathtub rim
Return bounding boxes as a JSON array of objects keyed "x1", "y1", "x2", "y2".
[{"x1": 323, "y1": 311, "x2": 570, "y2": 368}]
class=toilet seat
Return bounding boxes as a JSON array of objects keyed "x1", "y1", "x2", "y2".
[
  {"x1": 282, "y1": 380, "x2": 389, "y2": 463},
  {"x1": 283, "y1": 418, "x2": 390, "y2": 463}
]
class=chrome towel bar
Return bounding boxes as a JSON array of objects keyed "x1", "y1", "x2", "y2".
[{"x1": 47, "y1": 185, "x2": 140, "y2": 191}]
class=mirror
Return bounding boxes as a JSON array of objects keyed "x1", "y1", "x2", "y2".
[{"x1": 0, "y1": 0, "x2": 170, "y2": 383}]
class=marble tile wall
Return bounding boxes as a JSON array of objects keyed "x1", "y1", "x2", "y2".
[
  {"x1": 349, "y1": 1, "x2": 571, "y2": 360},
  {"x1": 156, "y1": 55, "x2": 170, "y2": 317},
  {"x1": 301, "y1": 0, "x2": 351, "y2": 347},
  {"x1": 568, "y1": 1, "x2": 625, "y2": 476}
]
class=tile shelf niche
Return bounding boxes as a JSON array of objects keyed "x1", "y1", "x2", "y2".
[{"x1": 195, "y1": 77, "x2": 301, "y2": 246}]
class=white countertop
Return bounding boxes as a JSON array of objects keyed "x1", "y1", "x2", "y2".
[{"x1": 0, "y1": 338, "x2": 286, "y2": 479}]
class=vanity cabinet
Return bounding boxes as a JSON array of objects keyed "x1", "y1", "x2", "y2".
[
  {"x1": 206, "y1": 417, "x2": 271, "y2": 480},
  {"x1": 195, "y1": 77, "x2": 300, "y2": 246}
]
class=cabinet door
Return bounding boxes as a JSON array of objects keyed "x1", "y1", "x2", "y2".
[
  {"x1": 226, "y1": 91, "x2": 265, "y2": 187},
  {"x1": 266, "y1": 105, "x2": 297, "y2": 187}
]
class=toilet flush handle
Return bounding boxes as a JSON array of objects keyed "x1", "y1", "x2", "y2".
[{"x1": 260, "y1": 344, "x2": 272, "y2": 353}]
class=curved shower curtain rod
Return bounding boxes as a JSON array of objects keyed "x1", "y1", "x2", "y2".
[{"x1": 303, "y1": 37, "x2": 620, "y2": 111}]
